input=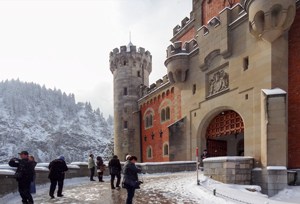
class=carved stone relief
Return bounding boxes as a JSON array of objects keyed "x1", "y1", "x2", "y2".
[{"x1": 208, "y1": 69, "x2": 229, "y2": 96}]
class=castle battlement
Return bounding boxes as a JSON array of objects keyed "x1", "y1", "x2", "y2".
[
  {"x1": 173, "y1": 16, "x2": 192, "y2": 36},
  {"x1": 109, "y1": 44, "x2": 152, "y2": 74},
  {"x1": 139, "y1": 75, "x2": 170, "y2": 99},
  {"x1": 196, "y1": 3, "x2": 245, "y2": 71},
  {"x1": 166, "y1": 40, "x2": 198, "y2": 59}
]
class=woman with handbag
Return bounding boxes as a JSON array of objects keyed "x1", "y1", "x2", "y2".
[
  {"x1": 96, "y1": 156, "x2": 105, "y2": 182},
  {"x1": 122, "y1": 155, "x2": 141, "y2": 204}
]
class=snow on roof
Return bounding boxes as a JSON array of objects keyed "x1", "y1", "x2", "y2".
[
  {"x1": 262, "y1": 88, "x2": 286, "y2": 96},
  {"x1": 35, "y1": 166, "x2": 49, "y2": 172},
  {"x1": 204, "y1": 156, "x2": 254, "y2": 162},
  {"x1": 67, "y1": 164, "x2": 80, "y2": 169},
  {"x1": 266, "y1": 166, "x2": 287, "y2": 171},
  {"x1": 0, "y1": 164, "x2": 16, "y2": 170},
  {"x1": 36, "y1": 163, "x2": 49, "y2": 167},
  {"x1": 0, "y1": 169, "x2": 15, "y2": 175},
  {"x1": 70, "y1": 162, "x2": 88, "y2": 166},
  {"x1": 136, "y1": 161, "x2": 196, "y2": 166}
]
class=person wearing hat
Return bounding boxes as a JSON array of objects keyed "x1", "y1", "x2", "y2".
[
  {"x1": 48, "y1": 156, "x2": 68, "y2": 199},
  {"x1": 8, "y1": 151, "x2": 35, "y2": 204},
  {"x1": 122, "y1": 155, "x2": 142, "y2": 204}
]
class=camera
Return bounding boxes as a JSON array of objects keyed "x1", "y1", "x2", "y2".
[{"x1": 135, "y1": 180, "x2": 143, "y2": 189}]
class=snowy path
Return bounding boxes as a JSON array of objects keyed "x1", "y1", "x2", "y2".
[{"x1": 1, "y1": 172, "x2": 299, "y2": 204}]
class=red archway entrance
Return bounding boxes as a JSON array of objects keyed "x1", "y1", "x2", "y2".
[{"x1": 206, "y1": 110, "x2": 244, "y2": 157}]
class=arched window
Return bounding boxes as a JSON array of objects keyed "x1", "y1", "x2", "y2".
[
  {"x1": 145, "y1": 114, "x2": 153, "y2": 128},
  {"x1": 166, "y1": 107, "x2": 170, "y2": 120},
  {"x1": 161, "y1": 109, "x2": 166, "y2": 122},
  {"x1": 163, "y1": 143, "x2": 169, "y2": 156},
  {"x1": 147, "y1": 146, "x2": 152, "y2": 159},
  {"x1": 149, "y1": 115, "x2": 153, "y2": 126}
]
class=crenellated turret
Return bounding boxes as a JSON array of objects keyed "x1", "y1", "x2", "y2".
[
  {"x1": 244, "y1": 0, "x2": 296, "y2": 43},
  {"x1": 109, "y1": 45, "x2": 152, "y2": 74},
  {"x1": 165, "y1": 40, "x2": 198, "y2": 83}
]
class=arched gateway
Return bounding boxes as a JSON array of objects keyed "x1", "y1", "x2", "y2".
[{"x1": 206, "y1": 110, "x2": 244, "y2": 157}]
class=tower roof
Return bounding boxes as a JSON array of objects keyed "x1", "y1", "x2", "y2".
[{"x1": 127, "y1": 41, "x2": 134, "y2": 52}]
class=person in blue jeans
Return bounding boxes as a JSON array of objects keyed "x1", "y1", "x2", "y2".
[{"x1": 122, "y1": 155, "x2": 141, "y2": 204}]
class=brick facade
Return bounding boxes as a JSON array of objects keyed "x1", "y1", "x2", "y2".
[
  {"x1": 202, "y1": 0, "x2": 240, "y2": 25},
  {"x1": 140, "y1": 86, "x2": 181, "y2": 162},
  {"x1": 288, "y1": 8, "x2": 300, "y2": 169}
]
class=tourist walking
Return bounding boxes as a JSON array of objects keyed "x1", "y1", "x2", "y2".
[
  {"x1": 200, "y1": 149, "x2": 209, "y2": 171},
  {"x1": 122, "y1": 155, "x2": 142, "y2": 204},
  {"x1": 48, "y1": 156, "x2": 68, "y2": 199},
  {"x1": 88, "y1": 154, "x2": 96, "y2": 181},
  {"x1": 108, "y1": 155, "x2": 122, "y2": 189},
  {"x1": 8, "y1": 150, "x2": 35, "y2": 204},
  {"x1": 96, "y1": 156, "x2": 105, "y2": 182},
  {"x1": 28, "y1": 155, "x2": 37, "y2": 194}
]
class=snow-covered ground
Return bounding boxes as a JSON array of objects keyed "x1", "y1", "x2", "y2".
[{"x1": 1, "y1": 171, "x2": 299, "y2": 204}]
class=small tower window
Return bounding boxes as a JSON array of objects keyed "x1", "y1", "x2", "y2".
[
  {"x1": 123, "y1": 87, "x2": 128, "y2": 95},
  {"x1": 166, "y1": 107, "x2": 170, "y2": 120},
  {"x1": 163, "y1": 143, "x2": 169, "y2": 156},
  {"x1": 147, "y1": 146, "x2": 153, "y2": 159},
  {"x1": 193, "y1": 84, "x2": 196, "y2": 95},
  {"x1": 123, "y1": 60, "x2": 127, "y2": 66},
  {"x1": 243, "y1": 57, "x2": 249, "y2": 71},
  {"x1": 137, "y1": 71, "x2": 141, "y2": 77},
  {"x1": 124, "y1": 121, "x2": 128, "y2": 129}
]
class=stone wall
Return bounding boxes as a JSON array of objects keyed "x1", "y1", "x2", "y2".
[
  {"x1": 203, "y1": 157, "x2": 254, "y2": 185},
  {"x1": 252, "y1": 167, "x2": 288, "y2": 197}
]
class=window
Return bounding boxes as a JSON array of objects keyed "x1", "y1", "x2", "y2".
[
  {"x1": 161, "y1": 107, "x2": 170, "y2": 122},
  {"x1": 123, "y1": 87, "x2": 128, "y2": 95},
  {"x1": 166, "y1": 107, "x2": 170, "y2": 120},
  {"x1": 243, "y1": 57, "x2": 249, "y2": 71},
  {"x1": 145, "y1": 114, "x2": 153, "y2": 128},
  {"x1": 147, "y1": 146, "x2": 152, "y2": 159},
  {"x1": 161, "y1": 109, "x2": 166, "y2": 122},
  {"x1": 124, "y1": 121, "x2": 128, "y2": 129},
  {"x1": 193, "y1": 84, "x2": 196, "y2": 95},
  {"x1": 163, "y1": 143, "x2": 169, "y2": 156},
  {"x1": 137, "y1": 71, "x2": 141, "y2": 77}
]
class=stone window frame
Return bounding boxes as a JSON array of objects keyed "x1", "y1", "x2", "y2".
[
  {"x1": 147, "y1": 146, "x2": 153, "y2": 159},
  {"x1": 143, "y1": 108, "x2": 155, "y2": 129},
  {"x1": 163, "y1": 142, "x2": 169, "y2": 157},
  {"x1": 159, "y1": 99, "x2": 172, "y2": 124}
]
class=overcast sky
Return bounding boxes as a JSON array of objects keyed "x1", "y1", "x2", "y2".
[{"x1": 0, "y1": 0, "x2": 192, "y2": 117}]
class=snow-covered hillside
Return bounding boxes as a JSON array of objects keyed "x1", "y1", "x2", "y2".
[{"x1": 0, "y1": 79, "x2": 113, "y2": 163}]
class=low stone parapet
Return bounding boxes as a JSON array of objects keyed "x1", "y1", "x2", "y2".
[
  {"x1": 203, "y1": 156, "x2": 254, "y2": 185},
  {"x1": 137, "y1": 161, "x2": 196, "y2": 174}
]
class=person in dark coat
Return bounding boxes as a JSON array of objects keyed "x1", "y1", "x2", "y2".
[
  {"x1": 9, "y1": 150, "x2": 35, "y2": 204},
  {"x1": 48, "y1": 156, "x2": 68, "y2": 199},
  {"x1": 96, "y1": 156, "x2": 105, "y2": 182},
  {"x1": 108, "y1": 155, "x2": 122, "y2": 189},
  {"x1": 28, "y1": 155, "x2": 37, "y2": 194},
  {"x1": 200, "y1": 149, "x2": 209, "y2": 171},
  {"x1": 122, "y1": 155, "x2": 141, "y2": 204}
]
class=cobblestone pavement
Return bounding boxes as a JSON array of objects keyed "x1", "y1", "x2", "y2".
[{"x1": 5, "y1": 172, "x2": 201, "y2": 204}]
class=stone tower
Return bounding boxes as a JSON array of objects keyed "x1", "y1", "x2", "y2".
[{"x1": 109, "y1": 42, "x2": 152, "y2": 160}]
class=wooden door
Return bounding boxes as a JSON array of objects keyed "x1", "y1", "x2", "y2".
[{"x1": 207, "y1": 139, "x2": 227, "y2": 157}]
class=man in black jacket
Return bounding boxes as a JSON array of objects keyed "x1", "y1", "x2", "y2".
[
  {"x1": 108, "y1": 155, "x2": 122, "y2": 189},
  {"x1": 48, "y1": 156, "x2": 68, "y2": 199},
  {"x1": 123, "y1": 156, "x2": 142, "y2": 204},
  {"x1": 9, "y1": 150, "x2": 35, "y2": 204}
]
